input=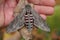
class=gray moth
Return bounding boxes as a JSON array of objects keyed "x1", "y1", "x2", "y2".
[{"x1": 6, "y1": 4, "x2": 50, "y2": 33}]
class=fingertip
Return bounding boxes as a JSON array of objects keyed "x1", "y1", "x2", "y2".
[
  {"x1": 40, "y1": 14, "x2": 47, "y2": 20},
  {"x1": 34, "y1": 5, "x2": 54, "y2": 15}
]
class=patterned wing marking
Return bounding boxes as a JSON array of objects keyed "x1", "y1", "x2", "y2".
[
  {"x1": 31, "y1": 8, "x2": 50, "y2": 32},
  {"x1": 6, "y1": 8, "x2": 26, "y2": 33}
]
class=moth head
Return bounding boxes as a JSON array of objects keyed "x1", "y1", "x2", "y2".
[
  {"x1": 25, "y1": 4, "x2": 31, "y2": 8},
  {"x1": 25, "y1": 4, "x2": 31, "y2": 11}
]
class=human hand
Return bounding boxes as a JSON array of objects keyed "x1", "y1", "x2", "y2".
[{"x1": 0, "y1": 0, "x2": 55, "y2": 27}]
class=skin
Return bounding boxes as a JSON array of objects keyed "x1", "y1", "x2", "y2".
[{"x1": 0, "y1": 0, "x2": 55, "y2": 27}]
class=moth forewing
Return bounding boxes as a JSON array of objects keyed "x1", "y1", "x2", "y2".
[
  {"x1": 6, "y1": 8, "x2": 26, "y2": 33},
  {"x1": 14, "y1": 0, "x2": 26, "y2": 17},
  {"x1": 31, "y1": 8, "x2": 50, "y2": 32}
]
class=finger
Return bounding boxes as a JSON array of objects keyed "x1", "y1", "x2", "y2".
[
  {"x1": 0, "y1": 4, "x2": 4, "y2": 27},
  {"x1": 5, "y1": 0, "x2": 17, "y2": 8},
  {"x1": 4, "y1": 0, "x2": 17, "y2": 26},
  {"x1": 40, "y1": 14, "x2": 47, "y2": 20},
  {"x1": 28, "y1": 0, "x2": 55, "y2": 6},
  {"x1": 34, "y1": 5, "x2": 54, "y2": 15}
]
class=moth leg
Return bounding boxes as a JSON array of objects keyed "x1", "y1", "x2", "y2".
[{"x1": 19, "y1": 27, "x2": 32, "y2": 40}]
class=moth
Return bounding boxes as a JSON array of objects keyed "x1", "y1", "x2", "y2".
[{"x1": 6, "y1": 4, "x2": 50, "y2": 33}]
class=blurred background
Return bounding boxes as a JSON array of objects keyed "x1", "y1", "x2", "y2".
[{"x1": 0, "y1": 0, "x2": 60, "y2": 40}]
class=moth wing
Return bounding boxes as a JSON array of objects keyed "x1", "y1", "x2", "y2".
[
  {"x1": 31, "y1": 8, "x2": 50, "y2": 32},
  {"x1": 6, "y1": 8, "x2": 26, "y2": 33}
]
